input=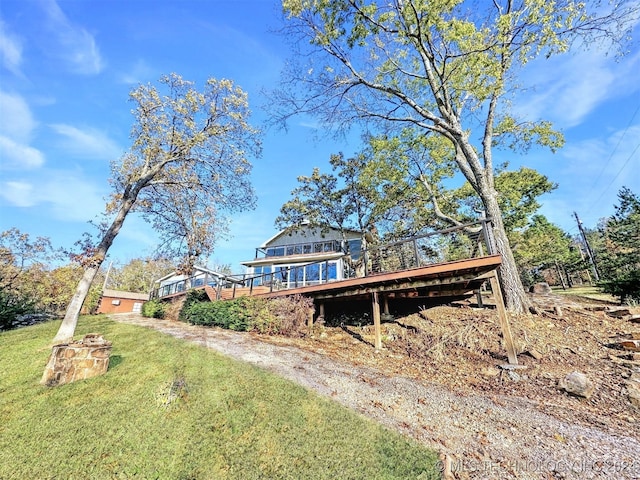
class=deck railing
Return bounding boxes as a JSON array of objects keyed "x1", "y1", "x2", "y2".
[{"x1": 152, "y1": 219, "x2": 496, "y2": 300}]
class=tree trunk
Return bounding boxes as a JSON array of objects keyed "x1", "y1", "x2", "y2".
[
  {"x1": 51, "y1": 196, "x2": 138, "y2": 344},
  {"x1": 52, "y1": 266, "x2": 101, "y2": 343},
  {"x1": 482, "y1": 192, "x2": 532, "y2": 313}
]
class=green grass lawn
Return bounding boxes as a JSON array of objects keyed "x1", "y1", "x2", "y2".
[
  {"x1": 0, "y1": 316, "x2": 440, "y2": 479},
  {"x1": 552, "y1": 285, "x2": 619, "y2": 304}
]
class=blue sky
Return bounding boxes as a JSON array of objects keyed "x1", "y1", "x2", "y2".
[{"x1": 1, "y1": 0, "x2": 638, "y2": 273}]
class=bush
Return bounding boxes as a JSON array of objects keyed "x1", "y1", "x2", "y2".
[
  {"x1": 267, "y1": 295, "x2": 314, "y2": 337},
  {"x1": 178, "y1": 289, "x2": 209, "y2": 321},
  {"x1": 182, "y1": 294, "x2": 314, "y2": 336},
  {"x1": 142, "y1": 299, "x2": 166, "y2": 318},
  {"x1": 0, "y1": 288, "x2": 35, "y2": 331},
  {"x1": 183, "y1": 297, "x2": 254, "y2": 331},
  {"x1": 601, "y1": 270, "x2": 640, "y2": 304}
]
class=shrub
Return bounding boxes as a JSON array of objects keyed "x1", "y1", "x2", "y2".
[
  {"x1": 0, "y1": 288, "x2": 35, "y2": 331},
  {"x1": 267, "y1": 295, "x2": 314, "y2": 337},
  {"x1": 183, "y1": 294, "x2": 314, "y2": 336},
  {"x1": 178, "y1": 289, "x2": 209, "y2": 321},
  {"x1": 142, "y1": 299, "x2": 166, "y2": 318},
  {"x1": 601, "y1": 270, "x2": 640, "y2": 304}
]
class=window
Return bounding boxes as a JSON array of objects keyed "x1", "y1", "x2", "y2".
[
  {"x1": 254, "y1": 266, "x2": 273, "y2": 286},
  {"x1": 305, "y1": 263, "x2": 320, "y2": 283},
  {"x1": 292, "y1": 266, "x2": 304, "y2": 285},
  {"x1": 303, "y1": 244, "x2": 312, "y2": 254},
  {"x1": 348, "y1": 239, "x2": 362, "y2": 260},
  {"x1": 323, "y1": 262, "x2": 337, "y2": 281},
  {"x1": 275, "y1": 266, "x2": 288, "y2": 284}
]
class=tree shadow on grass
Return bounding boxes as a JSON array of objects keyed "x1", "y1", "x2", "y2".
[{"x1": 108, "y1": 355, "x2": 123, "y2": 370}]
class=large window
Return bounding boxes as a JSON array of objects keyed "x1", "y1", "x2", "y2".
[
  {"x1": 254, "y1": 261, "x2": 339, "y2": 288},
  {"x1": 266, "y1": 246, "x2": 285, "y2": 257},
  {"x1": 324, "y1": 262, "x2": 337, "y2": 281},
  {"x1": 348, "y1": 239, "x2": 362, "y2": 260},
  {"x1": 253, "y1": 266, "x2": 272, "y2": 286},
  {"x1": 266, "y1": 240, "x2": 340, "y2": 257},
  {"x1": 306, "y1": 263, "x2": 320, "y2": 283}
]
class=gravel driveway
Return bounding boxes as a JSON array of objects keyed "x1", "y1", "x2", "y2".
[{"x1": 111, "y1": 313, "x2": 640, "y2": 480}]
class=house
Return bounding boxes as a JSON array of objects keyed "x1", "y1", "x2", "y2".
[
  {"x1": 97, "y1": 289, "x2": 149, "y2": 314},
  {"x1": 153, "y1": 265, "x2": 234, "y2": 298},
  {"x1": 241, "y1": 224, "x2": 363, "y2": 289}
]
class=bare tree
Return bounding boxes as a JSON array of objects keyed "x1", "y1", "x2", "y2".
[
  {"x1": 273, "y1": 0, "x2": 638, "y2": 312},
  {"x1": 52, "y1": 74, "x2": 261, "y2": 343}
]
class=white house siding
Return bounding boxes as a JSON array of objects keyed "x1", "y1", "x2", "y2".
[{"x1": 243, "y1": 226, "x2": 363, "y2": 289}]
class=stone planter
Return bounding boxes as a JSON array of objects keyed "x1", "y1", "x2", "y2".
[{"x1": 41, "y1": 334, "x2": 112, "y2": 387}]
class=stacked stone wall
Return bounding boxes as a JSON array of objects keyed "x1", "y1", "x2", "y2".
[{"x1": 41, "y1": 334, "x2": 112, "y2": 387}]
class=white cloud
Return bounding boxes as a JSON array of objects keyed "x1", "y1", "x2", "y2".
[
  {"x1": 561, "y1": 124, "x2": 640, "y2": 180},
  {"x1": 536, "y1": 123, "x2": 640, "y2": 230},
  {"x1": 0, "y1": 171, "x2": 106, "y2": 221},
  {"x1": 0, "y1": 181, "x2": 35, "y2": 207},
  {"x1": 0, "y1": 91, "x2": 45, "y2": 170},
  {"x1": 118, "y1": 59, "x2": 155, "y2": 85},
  {"x1": 0, "y1": 90, "x2": 37, "y2": 141},
  {"x1": 42, "y1": 0, "x2": 104, "y2": 75},
  {"x1": 0, "y1": 136, "x2": 45, "y2": 170},
  {"x1": 50, "y1": 123, "x2": 122, "y2": 160},
  {"x1": 0, "y1": 19, "x2": 23, "y2": 76},
  {"x1": 515, "y1": 46, "x2": 640, "y2": 128}
]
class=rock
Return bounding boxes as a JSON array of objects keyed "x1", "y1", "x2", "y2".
[
  {"x1": 629, "y1": 315, "x2": 640, "y2": 324},
  {"x1": 507, "y1": 371, "x2": 521, "y2": 382},
  {"x1": 499, "y1": 364, "x2": 528, "y2": 370},
  {"x1": 619, "y1": 340, "x2": 640, "y2": 352},
  {"x1": 585, "y1": 305, "x2": 608, "y2": 312},
  {"x1": 526, "y1": 348, "x2": 543, "y2": 360},
  {"x1": 558, "y1": 371, "x2": 595, "y2": 399},
  {"x1": 480, "y1": 367, "x2": 500, "y2": 377},
  {"x1": 606, "y1": 308, "x2": 632, "y2": 319},
  {"x1": 627, "y1": 382, "x2": 640, "y2": 408},
  {"x1": 529, "y1": 282, "x2": 551, "y2": 294}
]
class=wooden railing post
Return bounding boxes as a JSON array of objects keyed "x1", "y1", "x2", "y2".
[{"x1": 372, "y1": 292, "x2": 382, "y2": 350}]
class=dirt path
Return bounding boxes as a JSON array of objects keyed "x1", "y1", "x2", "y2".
[{"x1": 110, "y1": 313, "x2": 639, "y2": 480}]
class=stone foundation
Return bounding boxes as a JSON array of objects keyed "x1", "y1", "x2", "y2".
[{"x1": 41, "y1": 333, "x2": 112, "y2": 387}]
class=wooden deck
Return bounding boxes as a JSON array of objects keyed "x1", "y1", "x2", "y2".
[
  {"x1": 183, "y1": 254, "x2": 518, "y2": 365},
  {"x1": 251, "y1": 254, "x2": 517, "y2": 364},
  {"x1": 254, "y1": 254, "x2": 503, "y2": 301}
]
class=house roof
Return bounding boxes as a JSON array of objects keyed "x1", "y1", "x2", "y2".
[
  {"x1": 102, "y1": 289, "x2": 149, "y2": 301},
  {"x1": 154, "y1": 265, "x2": 228, "y2": 283},
  {"x1": 260, "y1": 224, "x2": 362, "y2": 248}
]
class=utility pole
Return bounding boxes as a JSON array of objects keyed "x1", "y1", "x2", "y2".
[
  {"x1": 102, "y1": 261, "x2": 113, "y2": 290},
  {"x1": 573, "y1": 212, "x2": 600, "y2": 281}
]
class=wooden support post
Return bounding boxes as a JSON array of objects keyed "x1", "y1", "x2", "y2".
[
  {"x1": 308, "y1": 307, "x2": 314, "y2": 329},
  {"x1": 318, "y1": 302, "x2": 325, "y2": 322},
  {"x1": 372, "y1": 292, "x2": 382, "y2": 350},
  {"x1": 489, "y1": 271, "x2": 518, "y2": 365},
  {"x1": 475, "y1": 289, "x2": 484, "y2": 308},
  {"x1": 383, "y1": 295, "x2": 390, "y2": 316}
]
